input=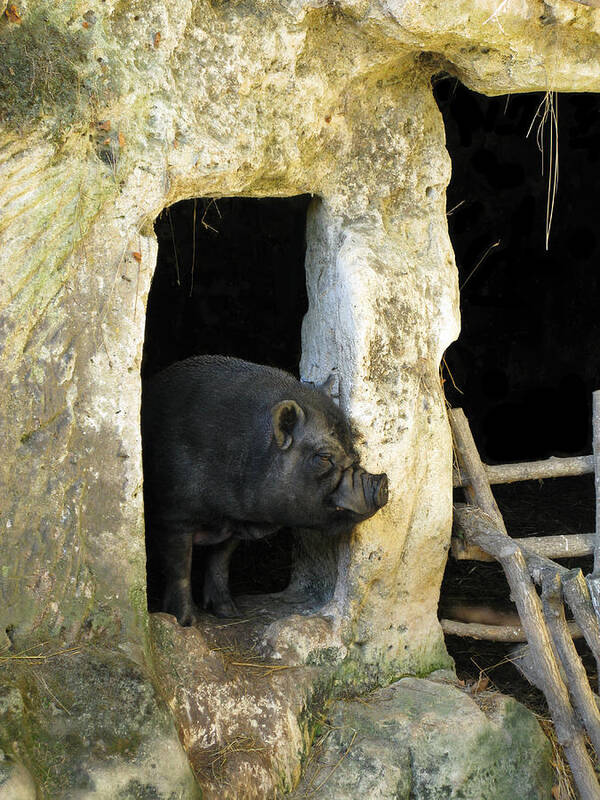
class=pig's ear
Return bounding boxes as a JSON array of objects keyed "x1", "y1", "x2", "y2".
[
  {"x1": 271, "y1": 400, "x2": 305, "y2": 450},
  {"x1": 317, "y1": 373, "x2": 338, "y2": 398}
]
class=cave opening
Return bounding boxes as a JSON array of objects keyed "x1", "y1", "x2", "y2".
[
  {"x1": 435, "y1": 79, "x2": 600, "y2": 695},
  {"x1": 142, "y1": 194, "x2": 312, "y2": 614}
]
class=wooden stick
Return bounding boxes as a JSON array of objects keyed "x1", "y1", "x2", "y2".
[
  {"x1": 541, "y1": 568, "x2": 600, "y2": 761},
  {"x1": 441, "y1": 617, "x2": 527, "y2": 642},
  {"x1": 590, "y1": 577, "x2": 600, "y2": 623},
  {"x1": 510, "y1": 643, "x2": 564, "y2": 691},
  {"x1": 512, "y1": 644, "x2": 600, "y2": 714},
  {"x1": 449, "y1": 408, "x2": 506, "y2": 532},
  {"x1": 453, "y1": 454, "x2": 594, "y2": 488},
  {"x1": 449, "y1": 411, "x2": 600, "y2": 799},
  {"x1": 451, "y1": 536, "x2": 494, "y2": 562},
  {"x1": 453, "y1": 504, "x2": 565, "y2": 579},
  {"x1": 452, "y1": 532, "x2": 595, "y2": 562},
  {"x1": 441, "y1": 617, "x2": 582, "y2": 642},
  {"x1": 588, "y1": 391, "x2": 600, "y2": 624},
  {"x1": 563, "y1": 568, "x2": 600, "y2": 695},
  {"x1": 455, "y1": 506, "x2": 600, "y2": 680},
  {"x1": 594, "y1": 391, "x2": 600, "y2": 574}
]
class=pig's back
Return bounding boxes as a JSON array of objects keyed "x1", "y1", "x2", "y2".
[
  {"x1": 141, "y1": 356, "x2": 302, "y2": 517},
  {"x1": 143, "y1": 355, "x2": 299, "y2": 427}
]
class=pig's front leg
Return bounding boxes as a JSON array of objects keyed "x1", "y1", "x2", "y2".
[
  {"x1": 202, "y1": 538, "x2": 240, "y2": 617},
  {"x1": 162, "y1": 529, "x2": 199, "y2": 626}
]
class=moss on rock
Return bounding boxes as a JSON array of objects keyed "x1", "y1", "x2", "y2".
[
  {"x1": 0, "y1": 5, "x2": 101, "y2": 138},
  {"x1": 291, "y1": 675, "x2": 554, "y2": 800},
  {"x1": 0, "y1": 649, "x2": 198, "y2": 799}
]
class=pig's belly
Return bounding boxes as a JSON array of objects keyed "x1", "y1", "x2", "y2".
[{"x1": 192, "y1": 520, "x2": 281, "y2": 545}]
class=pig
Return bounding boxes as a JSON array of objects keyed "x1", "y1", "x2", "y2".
[{"x1": 142, "y1": 355, "x2": 388, "y2": 624}]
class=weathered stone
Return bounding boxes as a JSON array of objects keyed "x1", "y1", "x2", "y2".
[
  {"x1": 149, "y1": 613, "x2": 317, "y2": 800},
  {"x1": 0, "y1": 759, "x2": 37, "y2": 800},
  {"x1": 291, "y1": 674, "x2": 554, "y2": 800},
  {"x1": 0, "y1": 650, "x2": 198, "y2": 799},
  {"x1": 383, "y1": 0, "x2": 600, "y2": 95},
  {"x1": 262, "y1": 612, "x2": 348, "y2": 667},
  {"x1": 298, "y1": 130, "x2": 458, "y2": 681},
  {"x1": 3, "y1": 0, "x2": 600, "y2": 669}
]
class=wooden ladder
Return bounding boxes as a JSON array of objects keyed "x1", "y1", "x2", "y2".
[{"x1": 446, "y1": 401, "x2": 600, "y2": 800}]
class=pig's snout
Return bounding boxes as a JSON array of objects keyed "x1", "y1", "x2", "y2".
[
  {"x1": 363, "y1": 471, "x2": 388, "y2": 510},
  {"x1": 332, "y1": 467, "x2": 389, "y2": 517},
  {"x1": 373, "y1": 473, "x2": 389, "y2": 508}
]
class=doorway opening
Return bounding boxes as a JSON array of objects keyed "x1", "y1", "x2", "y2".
[
  {"x1": 435, "y1": 79, "x2": 600, "y2": 698},
  {"x1": 142, "y1": 195, "x2": 312, "y2": 614}
]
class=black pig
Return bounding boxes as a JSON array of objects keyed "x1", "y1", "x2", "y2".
[{"x1": 142, "y1": 356, "x2": 388, "y2": 623}]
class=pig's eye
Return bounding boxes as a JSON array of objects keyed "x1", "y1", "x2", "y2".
[{"x1": 314, "y1": 453, "x2": 333, "y2": 465}]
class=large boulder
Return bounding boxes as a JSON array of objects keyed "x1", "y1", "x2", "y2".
[
  {"x1": 0, "y1": 648, "x2": 198, "y2": 799},
  {"x1": 291, "y1": 673, "x2": 554, "y2": 800}
]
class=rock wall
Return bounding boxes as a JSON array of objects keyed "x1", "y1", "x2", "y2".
[
  {"x1": 1, "y1": 0, "x2": 600, "y2": 796},
  {"x1": 299, "y1": 127, "x2": 457, "y2": 678}
]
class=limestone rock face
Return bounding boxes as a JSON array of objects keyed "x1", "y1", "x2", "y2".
[
  {"x1": 385, "y1": 0, "x2": 600, "y2": 94},
  {"x1": 2, "y1": 0, "x2": 600, "y2": 796},
  {"x1": 149, "y1": 613, "x2": 315, "y2": 800},
  {"x1": 291, "y1": 674, "x2": 554, "y2": 800},
  {"x1": 0, "y1": 649, "x2": 198, "y2": 799}
]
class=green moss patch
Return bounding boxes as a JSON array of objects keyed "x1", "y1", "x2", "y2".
[
  {"x1": 0, "y1": 5, "x2": 112, "y2": 139},
  {"x1": 0, "y1": 648, "x2": 197, "y2": 798}
]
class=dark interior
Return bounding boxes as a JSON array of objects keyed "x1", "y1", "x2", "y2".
[
  {"x1": 436, "y1": 81, "x2": 600, "y2": 462},
  {"x1": 143, "y1": 195, "x2": 312, "y2": 609},
  {"x1": 142, "y1": 195, "x2": 311, "y2": 380},
  {"x1": 435, "y1": 79, "x2": 600, "y2": 693}
]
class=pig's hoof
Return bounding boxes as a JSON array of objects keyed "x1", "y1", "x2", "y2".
[
  {"x1": 177, "y1": 607, "x2": 201, "y2": 626},
  {"x1": 163, "y1": 585, "x2": 200, "y2": 626},
  {"x1": 205, "y1": 597, "x2": 240, "y2": 618},
  {"x1": 166, "y1": 602, "x2": 200, "y2": 626},
  {"x1": 214, "y1": 601, "x2": 241, "y2": 618}
]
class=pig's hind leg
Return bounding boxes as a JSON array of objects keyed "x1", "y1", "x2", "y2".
[
  {"x1": 202, "y1": 538, "x2": 240, "y2": 617},
  {"x1": 161, "y1": 528, "x2": 200, "y2": 626}
]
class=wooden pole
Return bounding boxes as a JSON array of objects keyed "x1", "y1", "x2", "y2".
[
  {"x1": 588, "y1": 391, "x2": 600, "y2": 621},
  {"x1": 450, "y1": 403, "x2": 600, "y2": 656},
  {"x1": 440, "y1": 616, "x2": 582, "y2": 642},
  {"x1": 451, "y1": 531, "x2": 595, "y2": 562},
  {"x1": 455, "y1": 505, "x2": 600, "y2": 687},
  {"x1": 449, "y1": 408, "x2": 507, "y2": 532},
  {"x1": 594, "y1": 390, "x2": 600, "y2": 572},
  {"x1": 454, "y1": 505, "x2": 600, "y2": 800},
  {"x1": 453, "y1": 454, "x2": 594, "y2": 488},
  {"x1": 541, "y1": 568, "x2": 600, "y2": 761},
  {"x1": 449, "y1": 410, "x2": 600, "y2": 799},
  {"x1": 563, "y1": 568, "x2": 600, "y2": 694}
]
